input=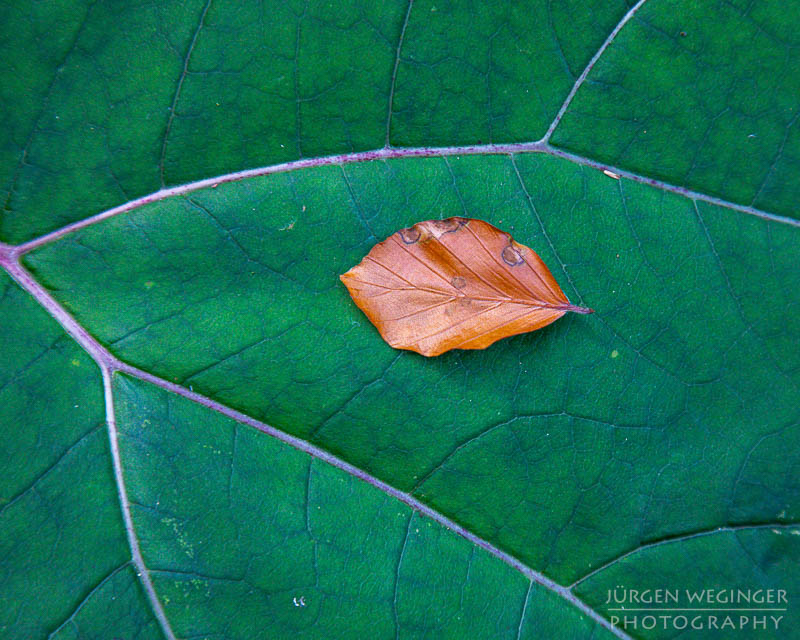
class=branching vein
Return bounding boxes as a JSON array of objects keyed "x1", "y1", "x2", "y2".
[
  {"x1": 0, "y1": 252, "x2": 632, "y2": 640},
  {"x1": 540, "y1": 0, "x2": 650, "y2": 143},
  {"x1": 13, "y1": 140, "x2": 797, "y2": 260}
]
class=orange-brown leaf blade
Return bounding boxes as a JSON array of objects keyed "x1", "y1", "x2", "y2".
[{"x1": 340, "y1": 218, "x2": 592, "y2": 356}]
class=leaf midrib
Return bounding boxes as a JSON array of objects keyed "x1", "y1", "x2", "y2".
[{"x1": 360, "y1": 255, "x2": 576, "y2": 310}]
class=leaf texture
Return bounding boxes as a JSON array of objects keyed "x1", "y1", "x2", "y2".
[
  {"x1": 3, "y1": 1, "x2": 800, "y2": 638},
  {"x1": 340, "y1": 217, "x2": 592, "y2": 356}
]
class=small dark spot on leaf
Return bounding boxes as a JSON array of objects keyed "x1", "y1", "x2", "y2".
[
  {"x1": 399, "y1": 226, "x2": 421, "y2": 244},
  {"x1": 502, "y1": 245, "x2": 524, "y2": 266},
  {"x1": 680, "y1": 31, "x2": 687, "y2": 37},
  {"x1": 430, "y1": 217, "x2": 466, "y2": 235},
  {"x1": 451, "y1": 276, "x2": 467, "y2": 289}
]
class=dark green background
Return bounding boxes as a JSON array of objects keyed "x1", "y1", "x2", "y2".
[{"x1": 2, "y1": 1, "x2": 799, "y2": 638}]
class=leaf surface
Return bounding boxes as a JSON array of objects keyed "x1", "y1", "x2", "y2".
[
  {"x1": 2, "y1": 1, "x2": 800, "y2": 639},
  {"x1": 341, "y1": 217, "x2": 592, "y2": 356}
]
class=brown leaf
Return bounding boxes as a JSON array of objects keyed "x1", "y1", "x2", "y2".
[{"x1": 340, "y1": 217, "x2": 593, "y2": 357}]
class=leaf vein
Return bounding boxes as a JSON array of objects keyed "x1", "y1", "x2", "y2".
[{"x1": 12, "y1": 142, "x2": 800, "y2": 258}]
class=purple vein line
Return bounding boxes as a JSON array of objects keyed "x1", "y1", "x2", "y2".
[
  {"x1": 0, "y1": 251, "x2": 632, "y2": 640},
  {"x1": 569, "y1": 522, "x2": 800, "y2": 590},
  {"x1": 159, "y1": 0, "x2": 213, "y2": 187},
  {"x1": 117, "y1": 362, "x2": 631, "y2": 640},
  {"x1": 0, "y1": 253, "x2": 177, "y2": 640},
  {"x1": 9, "y1": 142, "x2": 799, "y2": 259},
  {"x1": 385, "y1": 0, "x2": 414, "y2": 147},
  {"x1": 540, "y1": 0, "x2": 650, "y2": 143},
  {"x1": 103, "y1": 367, "x2": 177, "y2": 640}
]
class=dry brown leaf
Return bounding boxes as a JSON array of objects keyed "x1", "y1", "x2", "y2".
[{"x1": 340, "y1": 217, "x2": 593, "y2": 357}]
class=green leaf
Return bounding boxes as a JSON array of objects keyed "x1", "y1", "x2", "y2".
[
  {"x1": 2, "y1": 1, "x2": 799, "y2": 639},
  {"x1": 0, "y1": 271, "x2": 161, "y2": 639},
  {"x1": 551, "y1": 0, "x2": 800, "y2": 219}
]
